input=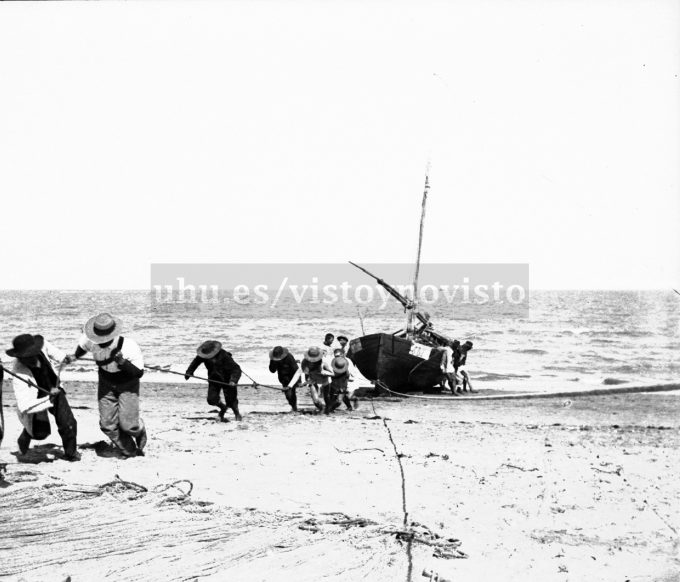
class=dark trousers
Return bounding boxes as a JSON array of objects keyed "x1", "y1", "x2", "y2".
[
  {"x1": 21, "y1": 390, "x2": 77, "y2": 457},
  {"x1": 322, "y1": 385, "x2": 342, "y2": 414},
  {"x1": 98, "y1": 376, "x2": 145, "y2": 455},
  {"x1": 207, "y1": 382, "x2": 240, "y2": 415},
  {"x1": 283, "y1": 387, "x2": 298, "y2": 411}
]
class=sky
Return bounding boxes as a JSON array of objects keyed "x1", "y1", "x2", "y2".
[{"x1": 0, "y1": 0, "x2": 678, "y2": 290}]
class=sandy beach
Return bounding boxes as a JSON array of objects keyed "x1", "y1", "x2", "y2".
[{"x1": 1, "y1": 380, "x2": 678, "y2": 582}]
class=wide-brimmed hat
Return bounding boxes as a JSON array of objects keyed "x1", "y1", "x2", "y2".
[
  {"x1": 304, "y1": 346, "x2": 323, "y2": 363},
  {"x1": 6, "y1": 334, "x2": 45, "y2": 358},
  {"x1": 463, "y1": 340, "x2": 473, "y2": 349},
  {"x1": 269, "y1": 346, "x2": 289, "y2": 361},
  {"x1": 336, "y1": 335, "x2": 348, "y2": 342},
  {"x1": 331, "y1": 356, "x2": 349, "y2": 374},
  {"x1": 84, "y1": 313, "x2": 123, "y2": 343},
  {"x1": 197, "y1": 340, "x2": 222, "y2": 359}
]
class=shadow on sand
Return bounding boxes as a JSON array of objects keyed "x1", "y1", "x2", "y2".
[{"x1": 11, "y1": 443, "x2": 60, "y2": 464}]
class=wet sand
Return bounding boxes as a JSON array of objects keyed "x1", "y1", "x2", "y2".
[{"x1": 1, "y1": 381, "x2": 679, "y2": 581}]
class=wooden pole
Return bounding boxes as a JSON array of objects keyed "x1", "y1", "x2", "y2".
[{"x1": 407, "y1": 163, "x2": 430, "y2": 337}]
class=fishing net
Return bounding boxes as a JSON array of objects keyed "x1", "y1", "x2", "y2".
[{"x1": 0, "y1": 475, "x2": 464, "y2": 582}]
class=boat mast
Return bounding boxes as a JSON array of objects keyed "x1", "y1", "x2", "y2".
[{"x1": 407, "y1": 164, "x2": 430, "y2": 338}]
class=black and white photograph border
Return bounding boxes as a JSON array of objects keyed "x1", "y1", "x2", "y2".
[{"x1": 0, "y1": 2, "x2": 679, "y2": 581}]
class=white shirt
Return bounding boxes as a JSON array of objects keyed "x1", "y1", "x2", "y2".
[
  {"x1": 11, "y1": 340, "x2": 66, "y2": 434},
  {"x1": 78, "y1": 334, "x2": 144, "y2": 373}
]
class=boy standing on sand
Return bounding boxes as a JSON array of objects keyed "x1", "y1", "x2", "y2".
[
  {"x1": 268, "y1": 345, "x2": 301, "y2": 412},
  {"x1": 333, "y1": 348, "x2": 359, "y2": 410},
  {"x1": 6, "y1": 334, "x2": 79, "y2": 461},
  {"x1": 185, "y1": 340, "x2": 243, "y2": 421},
  {"x1": 325, "y1": 355, "x2": 354, "y2": 414},
  {"x1": 66, "y1": 313, "x2": 146, "y2": 457}
]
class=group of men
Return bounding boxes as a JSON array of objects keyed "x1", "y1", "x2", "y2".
[
  {"x1": 268, "y1": 332, "x2": 357, "y2": 415},
  {"x1": 1, "y1": 316, "x2": 474, "y2": 462},
  {"x1": 0, "y1": 321, "x2": 361, "y2": 462},
  {"x1": 0, "y1": 313, "x2": 146, "y2": 461}
]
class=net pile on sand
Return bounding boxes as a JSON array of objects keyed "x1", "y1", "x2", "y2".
[{"x1": 0, "y1": 476, "x2": 465, "y2": 582}]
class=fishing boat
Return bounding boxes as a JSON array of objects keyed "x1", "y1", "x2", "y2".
[{"x1": 347, "y1": 169, "x2": 455, "y2": 393}]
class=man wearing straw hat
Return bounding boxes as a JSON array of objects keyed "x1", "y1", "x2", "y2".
[
  {"x1": 268, "y1": 346, "x2": 301, "y2": 412},
  {"x1": 66, "y1": 313, "x2": 146, "y2": 457},
  {"x1": 300, "y1": 346, "x2": 333, "y2": 413},
  {"x1": 184, "y1": 340, "x2": 243, "y2": 421},
  {"x1": 5, "y1": 334, "x2": 79, "y2": 461}
]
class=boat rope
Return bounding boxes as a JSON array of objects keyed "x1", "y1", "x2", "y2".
[
  {"x1": 1, "y1": 364, "x2": 54, "y2": 397},
  {"x1": 370, "y1": 389, "x2": 413, "y2": 582},
  {"x1": 376, "y1": 379, "x2": 680, "y2": 401},
  {"x1": 75, "y1": 357, "x2": 287, "y2": 391},
  {"x1": 375, "y1": 379, "x2": 466, "y2": 401}
]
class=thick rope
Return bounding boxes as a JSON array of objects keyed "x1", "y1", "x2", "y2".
[
  {"x1": 0, "y1": 364, "x2": 53, "y2": 397},
  {"x1": 76, "y1": 357, "x2": 286, "y2": 391},
  {"x1": 375, "y1": 379, "x2": 680, "y2": 401}
]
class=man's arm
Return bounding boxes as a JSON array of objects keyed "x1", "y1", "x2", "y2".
[
  {"x1": 43, "y1": 340, "x2": 67, "y2": 366},
  {"x1": 63, "y1": 335, "x2": 90, "y2": 364},
  {"x1": 184, "y1": 356, "x2": 202, "y2": 380}
]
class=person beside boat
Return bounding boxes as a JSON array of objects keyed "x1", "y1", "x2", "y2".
[
  {"x1": 65, "y1": 313, "x2": 147, "y2": 457},
  {"x1": 7, "y1": 334, "x2": 79, "y2": 461},
  {"x1": 336, "y1": 335, "x2": 350, "y2": 355},
  {"x1": 300, "y1": 346, "x2": 332, "y2": 413},
  {"x1": 440, "y1": 342, "x2": 458, "y2": 395},
  {"x1": 268, "y1": 345, "x2": 301, "y2": 412},
  {"x1": 321, "y1": 333, "x2": 340, "y2": 363},
  {"x1": 185, "y1": 340, "x2": 243, "y2": 421},
  {"x1": 456, "y1": 340, "x2": 474, "y2": 393}
]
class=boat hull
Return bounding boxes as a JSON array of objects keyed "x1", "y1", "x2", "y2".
[{"x1": 348, "y1": 332, "x2": 444, "y2": 392}]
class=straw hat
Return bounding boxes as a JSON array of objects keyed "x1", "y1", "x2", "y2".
[
  {"x1": 197, "y1": 340, "x2": 222, "y2": 359},
  {"x1": 269, "y1": 346, "x2": 289, "y2": 361},
  {"x1": 84, "y1": 313, "x2": 123, "y2": 343},
  {"x1": 304, "y1": 346, "x2": 323, "y2": 363},
  {"x1": 6, "y1": 334, "x2": 45, "y2": 358},
  {"x1": 331, "y1": 356, "x2": 349, "y2": 374}
]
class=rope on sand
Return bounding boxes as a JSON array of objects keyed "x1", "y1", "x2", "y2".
[
  {"x1": 374, "y1": 380, "x2": 680, "y2": 401},
  {"x1": 370, "y1": 386, "x2": 414, "y2": 582}
]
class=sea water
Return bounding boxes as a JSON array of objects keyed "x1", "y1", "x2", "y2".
[{"x1": 0, "y1": 290, "x2": 678, "y2": 392}]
